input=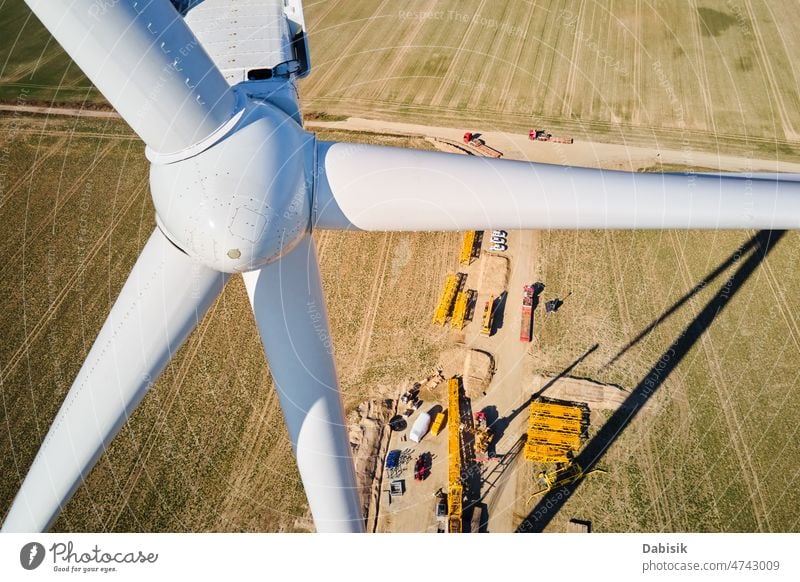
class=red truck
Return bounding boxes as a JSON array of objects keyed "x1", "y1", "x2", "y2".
[
  {"x1": 463, "y1": 132, "x2": 503, "y2": 158},
  {"x1": 528, "y1": 128, "x2": 574, "y2": 144},
  {"x1": 520, "y1": 284, "x2": 534, "y2": 342}
]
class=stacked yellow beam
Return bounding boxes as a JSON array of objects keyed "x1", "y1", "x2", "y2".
[
  {"x1": 447, "y1": 378, "x2": 463, "y2": 533},
  {"x1": 524, "y1": 443, "x2": 574, "y2": 464},
  {"x1": 527, "y1": 428, "x2": 581, "y2": 449},
  {"x1": 450, "y1": 291, "x2": 469, "y2": 329},
  {"x1": 524, "y1": 401, "x2": 584, "y2": 463},
  {"x1": 459, "y1": 231, "x2": 476, "y2": 265},
  {"x1": 532, "y1": 402, "x2": 582, "y2": 421},
  {"x1": 432, "y1": 274, "x2": 459, "y2": 325},
  {"x1": 529, "y1": 415, "x2": 582, "y2": 433}
]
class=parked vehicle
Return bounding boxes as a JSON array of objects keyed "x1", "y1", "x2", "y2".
[
  {"x1": 490, "y1": 235, "x2": 506, "y2": 244},
  {"x1": 492, "y1": 230, "x2": 507, "y2": 237},
  {"x1": 408, "y1": 412, "x2": 432, "y2": 443},
  {"x1": 414, "y1": 452, "x2": 431, "y2": 481},
  {"x1": 386, "y1": 449, "x2": 401, "y2": 469},
  {"x1": 490, "y1": 243, "x2": 507, "y2": 252}
]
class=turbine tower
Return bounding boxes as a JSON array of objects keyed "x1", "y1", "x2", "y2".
[{"x1": 3, "y1": 0, "x2": 799, "y2": 533}]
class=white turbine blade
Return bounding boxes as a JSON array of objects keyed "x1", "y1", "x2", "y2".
[
  {"x1": 2, "y1": 229, "x2": 227, "y2": 532},
  {"x1": 314, "y1": 141, "x2": 800, "y2": 230},
  {"x1": 23, "y1": 0, "x2": 237, "y2": 154},
  {"x1": 243, "y1": 236, "x2": 364, "y2": 533}
]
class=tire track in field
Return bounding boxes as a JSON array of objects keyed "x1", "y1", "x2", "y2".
[
  {"x1": 742, "y1": 0, "x2": 799, "y2": 140},
  {"x1": 700, "y1": 327, "x2": 771, "y2": 531},
  {"x1": 599, "y1": 1, "x2": 615, "y2": 121},
  {"x1": 641, "y1": 431, "x2": 675, "y2": 531},
  {"x1": 0, "y1": 140, "x2": 119, "y2": 279},
  {"x1": 308, "y1": 0, "x2": 391, "y2": 100},
  {"x1": 375, "y1": 0, "x2": 437, "y2": 99},
  {"x1": 561, "y1": 0, "x2": 586, "y2": 117},
  {"x1": 429, "y1": 0, "x2": 488, "y2": 107},
  {"x1": 216, "y1": 384, "x2": 283, "y2": 529},
  {"x1": 104, "y1": 298, "x2": 221, "y2": 531},
  {"x1": 3, "y1": 49, "x2": 65, "y2": 83},
  {"x1": 0, "y1": 136, "x2": 68, "y2": 210},
  {"x1": 540, "y1": 1, "x2": 566, "y2": 115},
  {"x1": 497, "y1": 1, "x2": 535, "y2": 109},
  {"x1": 668, "y1": 231, "x2": 771, "y2": 531},
  {"x1": 353, "y1": 232, "x2": 393, "y2": 375},
  {"x1": 607, "y1": 230, "x2": 675, "y2": 530},
  {"x1": 632, "y1": 0, "x2": 642, "y2": 124},
  {"x1": 687, "y1": 0, "x2": 716, "y2": 132},
  {"x1": 0, "y1": 178, "x2": 148, "y2": 387},
  {"x1": 760, "y1": 2, "x2": 800, "y2": 131},
  {"x1": 310, "y1": 0, "x2": 344, "y2": 29},
  {"x1": 603, "y1": 231, "x2": 635, "y2": 334},
  {"x1": 759, "y1": 255, "x2": 800, "y2": 353}
]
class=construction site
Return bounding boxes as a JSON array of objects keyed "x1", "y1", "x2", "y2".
[
  {"x1": 356, "y1": 222, "x2": 605, "y2": 532},
  {"x1": 340, "y1": 133, "x2": 613, "y2": 532},
  {"x1": 3, "y1": 0, "x2": 800, "y2": 535}
]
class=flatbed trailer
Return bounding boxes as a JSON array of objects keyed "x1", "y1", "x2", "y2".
[
  {"x1": 529, "y1": 128, "x2": 573, "y2": 144},
  {"x1": 463, "y1": 132, "x2": 503, "y2": 158},
  {"x1": 520, "y1": 284, "x2": 534, "y2": 342}
]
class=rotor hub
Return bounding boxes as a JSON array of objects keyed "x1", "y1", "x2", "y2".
[{"x1": 149, "y1": 97, "x2": 313, "y2": 273}]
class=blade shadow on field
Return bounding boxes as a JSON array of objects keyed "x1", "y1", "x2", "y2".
[
  {"x1": 516, "y1": 230, "x2": 785, "y2": 533},
  {"x1": 604, "y1": 230, "x2": 767, "y2": 368}
]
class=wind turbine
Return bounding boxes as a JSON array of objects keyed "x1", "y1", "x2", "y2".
[{"x1": 3, "y1": 0, "x2": 800, "y2": 533}]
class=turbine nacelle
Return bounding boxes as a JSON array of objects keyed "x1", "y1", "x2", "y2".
[{"x1": 149, "y1": 96, "x2": 313, "y2": 273}]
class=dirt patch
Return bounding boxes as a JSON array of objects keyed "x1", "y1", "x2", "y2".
[
  {"x1": 464, "y1": 349, "x2": 495, "y2": 398},
  {"x1": 436, "y1": 347, "x2": 495, "y2": 399},
  {"x1": 349, "y1": 399, "x2": 396, "y2": 526},
  {"x1": 532, "y1": 374, "x2": 630, "y2": 412},
  {"x1": 477, "y1": 253, "x2": 510, "y2": 297}
]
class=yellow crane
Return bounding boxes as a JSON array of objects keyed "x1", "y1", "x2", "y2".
[
  {"x1": 528, "y1": 462, "x2": 607, "y2": 501},
  {"x1": 447, "y1": 377, "x2": 463, "y2": 533}
]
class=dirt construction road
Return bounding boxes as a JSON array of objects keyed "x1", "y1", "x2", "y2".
[{"x1": 307, "y1": 117, "x2": 800, "y2": 173}]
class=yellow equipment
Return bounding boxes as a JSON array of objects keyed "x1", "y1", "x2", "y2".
[
  {"x1": 528, "y1": 462, "x2": 606, "y2": 500},
  {"x1": 447, "y1": 378, "x2": 462, "y2": 533},
  {"x1": 459, "y1": 231, "x2": 476, "y2": 265},
  {"x1": 450, "y1": 290, "x2": 469, "y2": 329},
  {"x1": 479, "y1": 295, "x2": 495, "y2": 336},
  {"x1": 524, "y1": 401, "x2": 584, "y2": 463},
  {"x1": 432, "y1": 273, "x2": 465, "y2": 325},
  {"x1": 464, "y1": 412, "x2": 492, "y2": 458},
  {"x1": 523, "y1": 442, "x2": 575, "y2": 464},
  {"x1": 431, "y1": 412, "x2": 446, "y2": 436}
]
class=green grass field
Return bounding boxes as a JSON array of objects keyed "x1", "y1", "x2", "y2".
[
  {"x1": 3, "y1": 1, "x2": 800, "y2": 159},
  {"x1": 525, "y1": 228, "x2": 800, "y2": 531},
  {"x1": 0, "y1": 1, "x2": 101, "y2": 104},
  {"x1": 299, "y1": 0, "x2": 800, "y2": 159}
]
